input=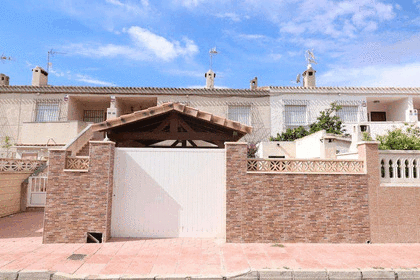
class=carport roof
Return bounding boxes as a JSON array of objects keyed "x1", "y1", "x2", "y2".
[
  {"x1": 91, "y1": 102, "x2": 252, "y2": 148},
  {"x1": 92, "y1": 102, "x2": 252, "y2": 134}
]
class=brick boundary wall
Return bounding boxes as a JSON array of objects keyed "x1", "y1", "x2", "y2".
[
  {"x1": 43, "y1": 141, "x2": 115, "y2": 243},
  {"x1": 225, "y1": 142, "x2": 371, "y2": 243}
]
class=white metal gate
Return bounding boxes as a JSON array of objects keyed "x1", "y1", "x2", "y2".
[
  {"x1": 111, "y1": 148, "x2": 226, "y2": 238},
  {"x1": 27, "y1": 173, "x2": 47, "y2": 207}
]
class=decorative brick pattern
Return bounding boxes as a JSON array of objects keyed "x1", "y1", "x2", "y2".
[
  {"x1": 226, "y1": 142, "x2": 370, "y2": 243},
  {"x1": 43, "y1": 141, "x2": 115, "y2": 243}
]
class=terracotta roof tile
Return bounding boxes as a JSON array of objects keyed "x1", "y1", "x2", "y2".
[{"x1": 92, "y1": 102, "x2": 252, "y2": 135}]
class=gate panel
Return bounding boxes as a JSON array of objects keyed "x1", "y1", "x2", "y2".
[
  {"x1": 27, "y1": 174, "x2": 47, "y2": 207},
  {"x1": 112, "y1": 148, "x2": 226, "y2": 238}
]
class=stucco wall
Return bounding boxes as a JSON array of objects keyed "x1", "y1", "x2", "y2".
[
  {"x1": 0, "y1": 93, "x2": 67, "y2": 145},
  {"x1": 0, "y1": 173, "x2": 30, "y2": 217},
  {"x1": 270, "y1": 94, "x2": 367, "y2": 135},
  {"x1": 157, "y1": 95, "x2": 271, "y2": 142},
  {"x1": 19, "y1": 121, "x2": 89, "y2": 145}
]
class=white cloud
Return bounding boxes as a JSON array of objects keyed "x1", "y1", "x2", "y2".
[
  {"x1": 75, "y1": 74, "x2": 116, "y2": 86},
  {"x1": 237, "y1": 33, "x2": 267, "y2": 40},
  {"x1": 414, "y1": 0, "x2": 420, "y2": 9},
  {"x1": 214, "y1": 12, "x2": 241, "y2": 22},
  {"x1": 319, "y1": 63, "x2": 420, "y2": 87},
  {"x1": 125, "y1": 26, "x2": 199, "y2": 61},
  {"x1": 64, "y1": 26, "x2": 199, "y2": 62},
  {"x1": 105, "y1": 0, "x2": 149, "y2": 15},
  {"x1": 278, "y1": 0, "x2": 395, "y2": 39}
]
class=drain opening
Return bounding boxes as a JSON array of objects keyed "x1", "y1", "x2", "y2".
[
  {"x1": 87, "y1": 232, "x2": 103, "y2": 243},
  {"x1": 67, "y1": 254, "x2": 86, "y2": 261}
]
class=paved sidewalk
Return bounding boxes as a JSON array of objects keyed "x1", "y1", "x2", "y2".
[{"x1": 0, "y1": 211, "x2": 420, "y2": 278}]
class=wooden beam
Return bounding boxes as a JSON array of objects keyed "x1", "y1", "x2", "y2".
[
  {"x1": 188, "y1": 140, "x2": 198, "y2": 147},
  {"x1": 171, "y1": 140, "x2": 180, "y2": 147},
  {"x1": 112, "y1": 131, "x2": 237, "y2": 141}
]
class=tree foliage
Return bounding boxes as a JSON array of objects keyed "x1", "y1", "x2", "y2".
[
  {"x1": 270, "y1": 103, "x2": 345, "y2": 141},
  {"x1": 376, "y1": 125, "x2": 420, "y2": 150}
]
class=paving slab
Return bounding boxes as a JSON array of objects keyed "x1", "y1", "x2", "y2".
[{"x1": 1, "y1": 212, "x2": 420, "y2": 280}]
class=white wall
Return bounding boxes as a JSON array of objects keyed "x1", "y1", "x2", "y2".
[
  {"x1": 270, "y1": 94, "x2": 366, "y2": 136},
  {"x1": 295, "y1": 130, "x2": 325, "y2": 159},
  {"x1": 112, "y1": 148, "x2": 226, "y2": 238}
]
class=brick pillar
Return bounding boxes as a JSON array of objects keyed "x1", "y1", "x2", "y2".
[
  {"x1": 358, "y1": 141, "x2": 380, "y2": 242},
  {"x1": 225, "y1": 142, "x2": 247, "y2": 242},
  {"x1": 89, "y1": 141, "x2": 115, "y2": 242},
  {"x1": 43, "y1": 141, "x2": 115, "y2": 243}
]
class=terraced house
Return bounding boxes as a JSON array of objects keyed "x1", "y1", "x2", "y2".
[{"x1": 1, "y1": 64, "x2": 420, "y2": 244}]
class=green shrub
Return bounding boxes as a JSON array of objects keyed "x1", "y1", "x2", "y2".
[{"x1": 376, "y1": 125, "x2": 420, "y2": 150}]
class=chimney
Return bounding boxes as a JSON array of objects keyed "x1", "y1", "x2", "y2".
[
  {"x1": 32, "y1": 66, "x2": 48, "y2": 86},
  {"x1": 302, "y1": 64, "x2": 316, "y2": 88},
  {"x1": 250, "y1": 77, "x2": 258, "y2": 90},
  {"x1": 0, "y1": 74, "x2": 9, "y2": 86},
  {"x1": 205, "y1": 69, "x2": 216, "y2": 89}
]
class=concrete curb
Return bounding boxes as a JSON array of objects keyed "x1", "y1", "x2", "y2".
[{"x1": 1, "y1": 268, "x2": 420, "y2": 280}]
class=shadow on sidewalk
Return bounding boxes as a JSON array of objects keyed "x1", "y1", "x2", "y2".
[{"x1": 0, "y1": 211, "x2": 43, "y2": 239}]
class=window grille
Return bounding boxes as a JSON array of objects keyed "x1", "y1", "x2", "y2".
[
  {"x1": 83, "y1": 110, "x2": 106, "y2": 123},
  {"x1": 284, "y1": 105, "x2": 307, "y2": 126},
  {"x1": 228, "y1": 106, "x2": 251, "y2": 126},
  {"x1": 35, "y1": 102, "x2": 60, "y2": 122},
  {"x1": 337, "y1": 106, "x2": 358, "y2": 123}
]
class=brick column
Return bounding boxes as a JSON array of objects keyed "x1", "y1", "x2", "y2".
[
  {"x1": 358, "y1": 141, "x2": 380, "y2": 242},
  {"x1": 43, "y1": 141, "x2": 115, "y2": 243},
  {"x1": 225, "y1": 142, "x2": 247, "y2": 242}
]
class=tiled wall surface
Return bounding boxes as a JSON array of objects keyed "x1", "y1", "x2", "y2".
[
  {"x1": 226, "y1": 143, "x2": 371, "y2": 243},
  {"x1": 43, "y1": 141, "x2": 115, "y2": 243}
]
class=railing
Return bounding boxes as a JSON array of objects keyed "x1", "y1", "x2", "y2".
[
  {"x1": 64, "y1": 124, "x2": 93, "y2": 156},
  {"x1": 247, "y1": 159, "x2": 365, "y2": 174},
  {"x1": 65, "y1": 156, "x2": 89, "y2": 171},
  {"x1": 0, "y1": 158, "x2": 46, "y2": 173},
  {"x1": 379, "y1": 151, "x2": 420, "y2": 185}
]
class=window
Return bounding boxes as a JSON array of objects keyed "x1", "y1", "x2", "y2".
[
  {"x1": 337, "y1": 106, "x2": 358, "y2": 123},
  {"x1": 284, "y1": 105, "x2": 307, "y2": 127},
  {"x1": 228, "y1": 106, "x2": 251, "y2": 126},
  {"x1": 83, "y1": 110, "x2": 106, "y2": 123},
  {"x1": 35, "y1": 102, "x2": 59, "y2": 122}
]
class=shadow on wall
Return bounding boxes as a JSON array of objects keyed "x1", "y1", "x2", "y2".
[{"x1": 111, "y1": 152, "x2": 181, "y2": 238}]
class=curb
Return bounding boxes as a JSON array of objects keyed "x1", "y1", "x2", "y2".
[{"x1": 1, "y1": 268, "x2": 419, "y2": 280}]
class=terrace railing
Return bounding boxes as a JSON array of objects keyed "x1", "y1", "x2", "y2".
[
  {"x1": 0, "y1": 158, "x2": 46, "y2": 173},
  {"x1": 379, "y1": 150, "x2": 420, "y2": 185}
]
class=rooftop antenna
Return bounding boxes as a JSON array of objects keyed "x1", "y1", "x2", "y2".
[
  {"x1": 305, "y1": 49, "x2": 317, "y2": 67},
  {"x1": 47, "y1": 49, "x2": 66, "y2": 73},
  {"x1": 209, "y1": 47, "x2": 218, "y2": 70},
  {"x1": 0, "y1": 54, "x2": 13, "y2": 63}
]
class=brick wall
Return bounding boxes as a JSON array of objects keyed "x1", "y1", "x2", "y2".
[
  {"x1": 43, "y1": 141, "x2": 115, "y2": 243},
  {"x1": 226, "y1": 142, "x2": 371, "y2": 243}
]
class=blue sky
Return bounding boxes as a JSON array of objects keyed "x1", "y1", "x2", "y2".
[{"x1": 1, "y1": 0, "x2": 420, "y2": 88}]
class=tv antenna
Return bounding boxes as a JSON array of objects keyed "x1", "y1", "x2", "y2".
[
  {"x1": 305, "y1": 49, "x2": 317, "y2": 66},
  {"x1": 209, "y1": 47, "x2": 218, "y2": 70},
  {"x1": 47, "y1": 49, "x2": 66, "y2": 72},
  {"x1": 0, "y1": 54, "x2": 14, "y2": 63}
]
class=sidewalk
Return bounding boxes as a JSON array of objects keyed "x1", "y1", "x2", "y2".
[{"x1": 0, "y1": 211, "x2": 419, "y2": 279}]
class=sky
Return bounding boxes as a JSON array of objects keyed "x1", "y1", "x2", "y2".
[{"x1": 1, "y1": 0, "x2": 420, "y2": 88}]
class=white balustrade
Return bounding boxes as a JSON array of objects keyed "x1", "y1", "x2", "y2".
[{"x1": 379, "y1": 150, "x2": 420, "y2": 186}]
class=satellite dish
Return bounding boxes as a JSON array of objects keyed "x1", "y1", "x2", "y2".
[{"x1": 296, "y1": 73, "x2": 301, "y2": 84}]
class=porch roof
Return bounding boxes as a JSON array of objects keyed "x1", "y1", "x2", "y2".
[{"x1": 91, "y1": 102, "x2": 252, "y2": 148}]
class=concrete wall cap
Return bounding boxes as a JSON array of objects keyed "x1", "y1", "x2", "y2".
[
  {"x1": 225, "y1": 142, "x2": 247, "y2": 146},
  {"x1": 89, "y1": 141, "x2": 116, "y2": 145},
  {"x1": 357, "y1": 141, "x2": 380, "y2": 146}
]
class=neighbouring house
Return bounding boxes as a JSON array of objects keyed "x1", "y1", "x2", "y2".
[{"x1": 0, "y1": 67, "x2": 270, "y2": 159}]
